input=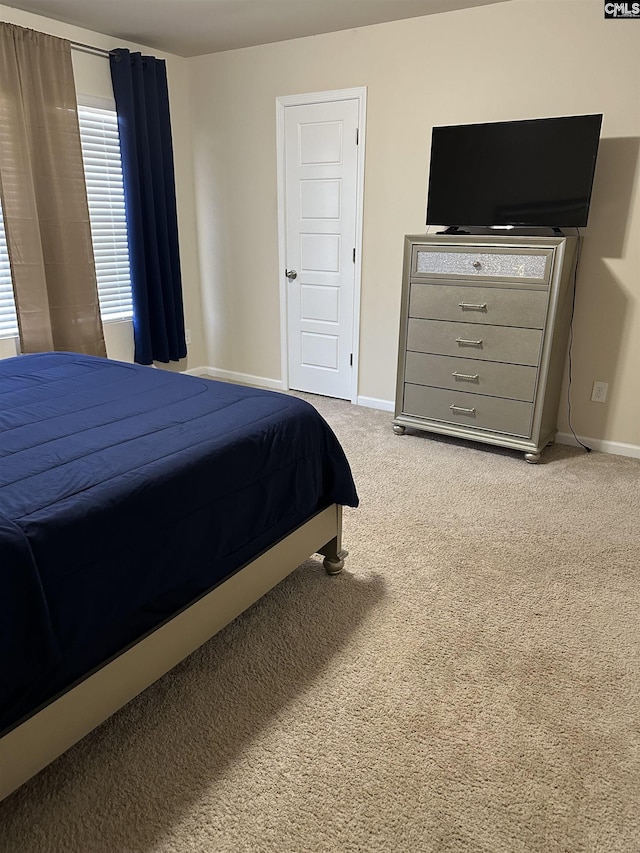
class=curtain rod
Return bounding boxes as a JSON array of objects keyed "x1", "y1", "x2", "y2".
[{"x1": 70, "y1": 40, "x2": 114, "y2": 58}]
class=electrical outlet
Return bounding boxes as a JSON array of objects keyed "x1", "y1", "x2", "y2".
[
  {"x1": 591, "y1": 381, "x2": 608, "y2": 403},
  {"x1": 185, "y1": 329, "x2": 191, "y2": 345}
]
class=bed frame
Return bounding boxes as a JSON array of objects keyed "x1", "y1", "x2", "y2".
[{"x1": 0, "y1": 504, "x2": 346, "y2": 801}]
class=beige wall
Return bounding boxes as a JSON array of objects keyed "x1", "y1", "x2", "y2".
[
  {"x1": 0, "y1": 0, "x2": 638, "y2": 449},
  {"x1": 188, "y1": 0, "x2": 640, "y2": 450},
  {"x1": 0, "y1": 3, "x2": 206, "y2": 369}
]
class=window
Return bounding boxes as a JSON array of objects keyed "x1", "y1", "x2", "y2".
[
  {"x1": 78, "y1": 104, "x2": 133, "y2": 322},
  {"x1": 0, "y1": 102, "x2": 132, "y2": 340},
  {"x1": 0, "y1": 200, "x2": 18, "y2": 339}
]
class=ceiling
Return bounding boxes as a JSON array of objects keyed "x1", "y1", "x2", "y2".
[{"x1": 4, "y1": 0, "x2": 512, "y2": 57}]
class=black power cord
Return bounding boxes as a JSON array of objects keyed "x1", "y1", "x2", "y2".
[{"x1": 566, "y1": 229, "x2": 592, "y2": 453}]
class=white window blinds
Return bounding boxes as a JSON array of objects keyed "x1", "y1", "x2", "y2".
[
  {"x1": 78, "y1": 104, "x2": 133, "y2": 322},
  {"x1": 0, "y1": 104, "x2": 133, "y2": 340},
  {"x1": 0, "y1": 201, "x2": 18, "y2": 339}
]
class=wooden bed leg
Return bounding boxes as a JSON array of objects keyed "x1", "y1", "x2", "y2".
[
  {"x1": 318, "y1": 506, "x2": 348, "y2": 575},
  {"x1": 322, "y1": 549, "x2": 348, "y2": 575}
]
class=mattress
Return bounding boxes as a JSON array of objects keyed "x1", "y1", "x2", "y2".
[{"x1": 0, "y1": 353, "x2": 358, "y2": 732}]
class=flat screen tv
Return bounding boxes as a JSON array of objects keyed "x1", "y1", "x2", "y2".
[{"x1": 425, "y1": 114, "x2": 603, "y2": 230}]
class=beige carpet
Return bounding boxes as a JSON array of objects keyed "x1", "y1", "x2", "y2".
[{"x1": 1, "y1": 396, "x2": 639, "y2": 853}]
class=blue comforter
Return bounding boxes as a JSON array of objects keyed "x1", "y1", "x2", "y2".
[{"x1": 0, "y1": 353, "x2": 358, "y2": 732}]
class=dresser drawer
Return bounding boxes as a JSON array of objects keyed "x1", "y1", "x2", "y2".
[
  {"x1": 409, "y1": 283, "x2": 548, "y2": 329},
  {"x1": 407, "y1": 318, "x2": 543, "y2": 366},
  {"x1": 404, "y1": 352, "x2": 537, "y2": 402},
  {"x1": 412, "y1": 246, "x2": 552, "y2": 283},
  {"x1": 403, "y1": 383, "x2": 533, "y2": 438}
]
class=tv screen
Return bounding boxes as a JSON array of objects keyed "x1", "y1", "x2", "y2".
[{"x1": 425, "y1": 114, "x2": 603, "y2": 229}]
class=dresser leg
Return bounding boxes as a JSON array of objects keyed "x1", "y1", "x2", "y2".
[
  {"x1": 393, "y1": 424, "x2": 406, "y2": 435},
  {"x1": 524, "y1": 451, "x2": 541, "y2": 464}
]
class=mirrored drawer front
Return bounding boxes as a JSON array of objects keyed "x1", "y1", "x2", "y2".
[
  {"x1": 407, "y1": 318, "x2": 543, "y2": 366},
  {"x1": 403, "y1": 383, "x2": 533, "y2": 438},
  {"x1": 404, "y1": 352, "x2": 537, "y2": 402},
  {"x1": 413, "y1": 248, "x2": 551, "y2": 282},
  {"x1": 409, "y1": 283, "x2": 548, "y2": 329}
]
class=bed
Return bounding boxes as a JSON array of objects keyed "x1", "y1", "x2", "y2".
[{"x1": 0, "y1": 352, "x2": 358, "y2": 800}]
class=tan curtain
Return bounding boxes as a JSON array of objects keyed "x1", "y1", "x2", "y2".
[{"x1": 0, "y1": 23, "x2": 106, "y2": 356}]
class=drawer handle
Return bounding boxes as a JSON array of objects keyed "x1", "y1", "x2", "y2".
[
  {"x1": 472, "y1": 261, "x2": 482, "y2": 269},
  {"x1": 459, "y1": 302, "x2": 487, "y2": 311},
  {"x1": 455, "y1": 337, "x2": 483, "y2": 346},
  {"x1": 452, "y1": 371, "x2": 479, "y2": 381},
  {"x1": 450, "y1": 404, "x2": 476, "y2": 415}
]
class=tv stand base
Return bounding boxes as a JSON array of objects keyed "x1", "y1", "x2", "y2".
[{"x1": 436, "y1": 226, "x2": 470, "y2": 235}]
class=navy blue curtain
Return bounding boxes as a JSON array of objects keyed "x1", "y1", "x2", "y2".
[{"x1": 110, "y1": 49, "x2": 187, "y2": 365}]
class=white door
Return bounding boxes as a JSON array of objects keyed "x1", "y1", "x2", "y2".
[{"x1": 282, "y1": 97, "x2": 361, "y2": 400}]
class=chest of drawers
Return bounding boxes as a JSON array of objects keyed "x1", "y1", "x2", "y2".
[{"x1": 393, "y1": 234, "x2": 579, "y2": 462}]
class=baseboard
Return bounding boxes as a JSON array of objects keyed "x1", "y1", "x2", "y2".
[
  {"x1": 183, "y1": 366, "x2": 283, "y2": 391},
  {"x1": 555, "y1": 432, "x2": 640, "y2": 460},
  {"x1": 357, "y1": 395, "x2": 395, "y2": 412}
]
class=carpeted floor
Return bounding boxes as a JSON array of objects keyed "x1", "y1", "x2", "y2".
[{"x1": 1, "y1": 395, "x2": 639, "y2": 852}]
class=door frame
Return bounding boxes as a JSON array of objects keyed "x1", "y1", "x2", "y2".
[{"x1": 276, "y1": 87, "x2": 366, "y2": 404}]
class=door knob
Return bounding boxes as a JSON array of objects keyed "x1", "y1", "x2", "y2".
[{"x1": 285, "y1": 269, "x2": 298, "y2": 281}]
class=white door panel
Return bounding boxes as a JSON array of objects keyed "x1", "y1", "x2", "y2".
[
  {"x1": 301, "y1": 285, "x2": 339, "y2": 323},
  {"x1": 301, "y1": 332, "x2": 339, "y2": 369},
  {"x1": 300, "y1": 232, "x2": 341, "y2": 272},
  {"x1": 300, "y1": 180, "x2": 341, "y2": 220},
  {"x1": 284, "y1": 98, "x2": 359, "y2": 399}
]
